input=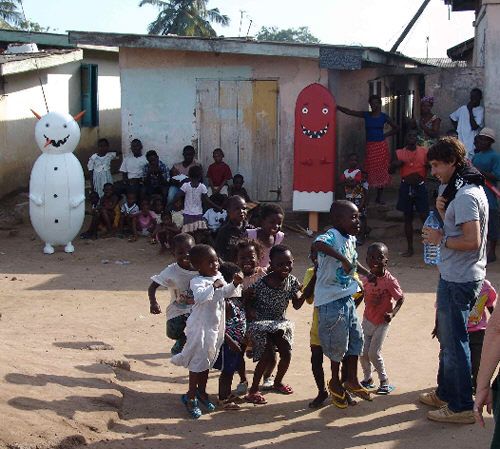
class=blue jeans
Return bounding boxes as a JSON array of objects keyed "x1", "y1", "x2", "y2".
[
  {"x1": 317, "y1": 296, "x2": 364, "y2": 363},
  {"x1": 436, "y1": 277, "x2": 483, "y2": 412}
]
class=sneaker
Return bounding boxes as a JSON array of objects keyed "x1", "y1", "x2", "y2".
[
  {"x1": 261, "y1": 376, "x2": 275, "y2": 390},
  {"x1": 376, "y1": 384, "x2": 395, "y2": 395},
  {"x1": 427, "y1": 405, "x2": 475, "y2": 424},
  {"x1": 419, "y1": 390, "x2": 447, "y2": 408},
  {"x1": 360, "y1": 379, "x2": 375, "y2": 389}
]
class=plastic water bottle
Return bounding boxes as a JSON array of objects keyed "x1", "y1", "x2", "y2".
[{"x1": 423, "y1": 211, "x2": 441, "y2": 265}]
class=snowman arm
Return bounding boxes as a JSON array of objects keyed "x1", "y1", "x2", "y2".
[
  {"x1": 70, "y1": 195, "x2": 86, "y2": 208},
  {"x1": 29, "y1": 193, "x2": 44, "y2": 206}
]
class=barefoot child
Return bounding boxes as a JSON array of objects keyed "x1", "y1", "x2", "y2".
[
  {"x1": 245, "y1": 245, "x2": 302, "y2": 404},
  {"x1": 171, "y1": 244, "x2": 243, "y2": 419},
  {"x1": 81, "y1": 183, "x2": 119, "y2": 239},
  {"x1": 148, "y1": 233, "x2": 196, "y2": 355},
  {"x1": 118, "y1": 191, "x2": 139, "y2": 240},
  {"x1": 87, "y1": 138, "x2": 119, "y2": 198},
  {"x1": 312, "y1": 200, "x2": 374, "y2": 408},
  {"x1": 136, "y1": 199, "x2": 157, "y2": 237},
  {"x1": 360, "y1": 242, "x2": 404, "y2": 395},
  {"x1": 246, "y1": 204, "x2": 285, "y2": 268},
  {"x1": 389, "y1": 129, "x2": 430, "y2": 257}
]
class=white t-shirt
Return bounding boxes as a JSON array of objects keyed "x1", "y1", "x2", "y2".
[
  {"x1": 120, "y1": 202, "x2": 139, "y2": 215},
  {"x1": 150, "y1": 262, "x2": 197, "y2": 320},
  {"x1": 180, "y1": 182, "x2": 208, "y2": 216},
  {"x1": 450, "y1": 105, "x2": 484, "y2": 158},
  {"x1": 119, "y1": 155, "x2": 147, "y2": 179},
  {"x1": 203, "y1": 208, "x2": 227, "y2": 231}
]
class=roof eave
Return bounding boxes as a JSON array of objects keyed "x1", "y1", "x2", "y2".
[{"x1": 0, "y1": 49, "x2": 83, "y2": 76}]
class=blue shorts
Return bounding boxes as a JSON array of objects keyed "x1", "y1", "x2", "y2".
[
  {"x1": 396, "y1": 181, "x2": 429, "y2": 216},
  {"x1": 317, "y1": 296, "x2": 364, "y2": 362},
  {"x1": 213, "y1": 342, "x2": 241, "y2": 374}
]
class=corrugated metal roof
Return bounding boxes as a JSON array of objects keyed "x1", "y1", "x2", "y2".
[
  {"x1": 413, "y1": 57, "x2": 468, "y2": 68},
  {"x1": 0, "y1": 49, "x2": 75, "y2": 65}
]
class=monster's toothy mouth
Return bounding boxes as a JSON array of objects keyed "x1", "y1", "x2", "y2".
[
  {"x1": 44, "y1": 134, "x2": 70, "y2": 148},
  {"x1": 301, "y1": 124, "x2": 329, "y2": 139}
]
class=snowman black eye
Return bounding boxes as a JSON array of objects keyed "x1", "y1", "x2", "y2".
[
  {"x1": 45, "y1": 123, "x2": 49, "y2": 127},
  {"x1": 63, "y1": 124, "x2": 67, "y2": 128}
]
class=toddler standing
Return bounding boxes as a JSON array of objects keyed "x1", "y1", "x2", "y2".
[
  {"x1": 360, "y1": 242, "x2": 404, "y2": 395},
  {"x1": 171, "y1": 244, "x2": 243, "y2": 419},
  {"x1": 148, "y1": 233, "x2": 197, "y2": 355}
]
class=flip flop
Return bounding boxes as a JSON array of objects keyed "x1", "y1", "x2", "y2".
[
  {"x1": 245, "y1": 392, "x2": 267, "y2": 405},
  {"x1": 328, "y1": 380, "x2": 348, "y2": 409},
  {"x1": 342, "y1": 382, "x2": 373, "y2": 401},
  {"x1": 273, "y1": 383, "x2": 293, "y2": 395},
  {"x1": 181, "y1": 394, "x2": 202, "y2": 419}
]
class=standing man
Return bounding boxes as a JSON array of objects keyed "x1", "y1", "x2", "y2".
[
  {"x1": 421, "y1": 137, "x2": 488, "y2": 424},
  {"x1": 450, "y1": 88, "x2": 484, "y2": 160}
]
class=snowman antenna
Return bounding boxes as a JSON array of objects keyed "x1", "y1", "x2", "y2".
[{"x1": 19, "y1": 0, "x2": 49, "y2": 113}]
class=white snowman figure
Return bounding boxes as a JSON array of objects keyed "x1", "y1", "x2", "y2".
[{"x1": 29, "y1": 110, "x2": 86, "y2": 254}]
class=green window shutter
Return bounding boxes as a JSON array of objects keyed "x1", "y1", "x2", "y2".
[{"x1": 81, "y1": 64, "x2": 99, "y2": 127}]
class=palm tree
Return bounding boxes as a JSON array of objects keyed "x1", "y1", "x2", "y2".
[
  {"x1": 139, "y1": 0, "x2": 229, "y2": 37},
  {"x1": 0, "y1": 0, "x2": 22, "y2": 28}
]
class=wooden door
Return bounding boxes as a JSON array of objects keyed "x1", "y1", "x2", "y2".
[{"x1": 196, "y1": 79, "x2": 280, "y2": 202}]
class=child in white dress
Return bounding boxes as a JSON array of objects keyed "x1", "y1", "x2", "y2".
[
  {"x1": 87, "y1": 138, "x2": 119, "y2": 198},
  {"x1": 171, "y1": 244, "x2": 243, "y2": 419}
]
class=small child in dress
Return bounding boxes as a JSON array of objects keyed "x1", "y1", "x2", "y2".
[
  {"x1": 467, "y1": 279, "x2": 496, "y2": 391},
  {"x1": 214, "y1": 262, "x2": 248, "y2": 409},
  {"x1": 340, "y1": 153, "x2": 368, "y2": 245},
  {"x1": 203, "y1": 193, "x2": 227, "y2": 238},
  {"x1": 118, "y1": 191, "x2": 140, "y2": 240},
  {"x1": 171, "y1": 244, "x2": 243, "y2": 419},
  {"x1": 174, "y1": 165, "x2": 218, "y2": 239},
  {"x1": 215, "y1": 195, "x2": 248, "y2": 262},
  {"x1": 312, "y1": 200, "x2": 374, "y2": 408},
  {"x1": 360, "y1": 242, "x2": 404, "y2": 395},
  {"x1": 246, "y1": 204, "x2": 285, "y2": 268},
  {"x1": 148, "y1": 233, "x2": 197, "y2": 355},
  {"x1": 235, "y1": 239, "x2": 267, "y2": 395},
  {"x1": 87, "y1": 138, "x2": 119, "y2": 198},
  {"x1": 244, "y1": 245, "x2": 302, "y2": 405},
  {"x1": 135, "y1": 199, "x2": 157, "y2": 238},
  {"x1": 207, "y1": 148, "x2": 233, "y2": 196}
]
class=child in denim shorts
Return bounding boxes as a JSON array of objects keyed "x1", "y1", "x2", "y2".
[{"x1": 312, "y1": 200, "x2": 374, "y2": 408}]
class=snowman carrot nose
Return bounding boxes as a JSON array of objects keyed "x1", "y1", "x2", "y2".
[{"x1": 44, "y1": 137, "x2": 52, "y2": 148}]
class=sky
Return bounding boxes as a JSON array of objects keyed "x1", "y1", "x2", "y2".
[{"x1": 21, "y1": 0, "x2": 475, "y2": 58}]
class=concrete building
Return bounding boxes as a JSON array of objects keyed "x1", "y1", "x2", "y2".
[
  {"x1": 0, "y1": 30, "x2": 120, "y2": 198},
  {"x1": 446, "y1": 0, "x2": 500, "y2": 140},
  {"x1": 69, "y1": 31, "x2": 423, "y2": 209}
]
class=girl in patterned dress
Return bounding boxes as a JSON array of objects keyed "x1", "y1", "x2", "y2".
[{"x1": 244, "y1": 245, "x2": 303, "y2": 404}]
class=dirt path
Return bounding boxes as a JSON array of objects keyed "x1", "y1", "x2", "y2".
[{"x1": 0, "y1": 222, "x2": 497, "y2": 449}]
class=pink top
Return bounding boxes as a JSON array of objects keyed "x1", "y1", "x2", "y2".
[
  {"x1": 361, "y1": 270, "x2": 404, "y2": 325},
  {"x1": 137, "y1": 211, "x2": 156, "y2": 230},
  {"x1": 246, "y1": 228, "x2": 285, "y2": 268},
  {"x1": 468, "y1": 280, "x2": 497, "y2": 332}
]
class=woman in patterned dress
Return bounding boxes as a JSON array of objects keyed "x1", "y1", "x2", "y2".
[
  {"x1": 338, "y1": 95, "x2": 399, "y2": 204},
  {"x1": 244, "y1": 245, "x2": 303, "y2": 404}
]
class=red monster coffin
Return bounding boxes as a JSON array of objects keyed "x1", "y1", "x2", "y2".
[{"x1": 292, "y1": 83, "x2": 336, "y2": 212}]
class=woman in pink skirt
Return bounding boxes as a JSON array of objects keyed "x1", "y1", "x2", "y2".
[{"x1": 338, "y1": 95, "x2": 399, "y2": 204}]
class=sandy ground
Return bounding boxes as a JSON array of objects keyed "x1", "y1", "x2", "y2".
[{"x1": 0, "y1": 217, "x2": 498, "y2": 449}]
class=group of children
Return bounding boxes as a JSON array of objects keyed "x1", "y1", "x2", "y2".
[
  {"x1": 81, "y1": 139, "x2": 255, "y2": 249},
  {"x1": 147, "y1": 195, "x2": 415, "y2": 419}
]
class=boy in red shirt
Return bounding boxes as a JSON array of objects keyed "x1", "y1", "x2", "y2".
[
  {"x1": 360, "y1": 242, "x2": 404, "y2": 394},
  {"x1": 389, "y1": 129, "x2": 429, "y2": 257},
  {"x1": 207, "y1": 148, "x2": 233, "y2": 196}
]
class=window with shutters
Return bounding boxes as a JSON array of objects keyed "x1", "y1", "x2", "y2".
[{"x1": 81, "y1": 64, "x2": 98, "y2": 127}]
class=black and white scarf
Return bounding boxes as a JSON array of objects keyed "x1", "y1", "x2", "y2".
[{"x1": 441, "y1": 165, "x2": 484, "y2": 210}]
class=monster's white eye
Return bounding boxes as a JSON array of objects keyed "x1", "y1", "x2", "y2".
[
  {"x1": 45, "y1": 123, "x2": 49, "y2": 127},
  {"x1": 302, "y1": 107, "x2": 309, "y2": 114},
  {"x1": 322, "y1": 107, "x2": 329, "y2": 115}
]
